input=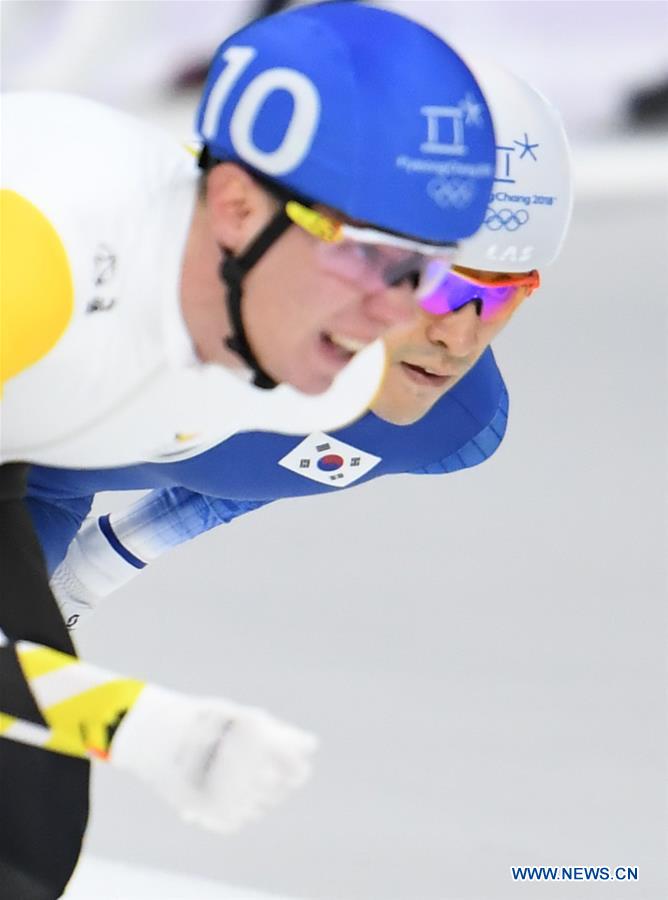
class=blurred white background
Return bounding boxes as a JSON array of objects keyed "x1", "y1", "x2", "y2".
[{"x1": 3, "y1": 2, "x2": 668, "y2": 898}]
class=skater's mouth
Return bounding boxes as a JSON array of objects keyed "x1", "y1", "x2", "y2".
[{"x1": 399, "y1": 361, "x2": 456, "y2": 388}]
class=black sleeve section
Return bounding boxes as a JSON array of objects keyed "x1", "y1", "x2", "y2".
[
  {"x1": 0, "y1": 643, "x2": 46, "y2": 726},
  {"x1": 0, "y1": 463, "x2": 75, "y2": 654},
  {"x1": 0, "y1": 463, "x2": 89, "y2": 897}
]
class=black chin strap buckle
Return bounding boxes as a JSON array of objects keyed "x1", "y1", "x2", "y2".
[{"x1": 224, "y1": 334, "x2": 277, "y2": 390}]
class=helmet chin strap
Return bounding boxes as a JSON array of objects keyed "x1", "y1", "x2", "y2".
[{"x1": 219, "y1": 208, "x2": 292, "y2": 390}]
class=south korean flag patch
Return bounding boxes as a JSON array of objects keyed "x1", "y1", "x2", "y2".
[{"x1": 278, "y1": 433, "x2": 381, "y2": 488}]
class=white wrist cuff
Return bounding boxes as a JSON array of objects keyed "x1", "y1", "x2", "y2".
[{"x1": 66, "y1": 516, "x2": 144, "y2": 597}]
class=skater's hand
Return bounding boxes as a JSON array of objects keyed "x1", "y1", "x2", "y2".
[
  {"x1": 180, "y1": 702, "x2": 317, "y2": 833},
  {"x1": 110, "y1": 685, "x2": 317, "y2": 834}
]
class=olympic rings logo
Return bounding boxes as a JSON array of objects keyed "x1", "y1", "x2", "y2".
[
  {"x1": 427, "y1": 176, "x2": 475, "y2": 210},
  {"x1": 484, "y1": 207, "x2": 529, "y2": 231}
]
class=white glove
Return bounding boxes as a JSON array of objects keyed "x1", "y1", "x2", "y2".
[{"x1": 110, "y1": 684, "x2": 318, "y2": 834}]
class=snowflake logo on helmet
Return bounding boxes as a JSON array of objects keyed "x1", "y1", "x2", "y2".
[
  {"x1": 459, "y1": 93, "x2": 485, "y2": 127},
  {"x1": 514, "y1": 133, "x2": 540, "y2": 160}
]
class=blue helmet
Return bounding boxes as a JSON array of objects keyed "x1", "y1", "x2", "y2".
[{"x1": 196, "y1": 1, "x2": 496, "y2": 244}]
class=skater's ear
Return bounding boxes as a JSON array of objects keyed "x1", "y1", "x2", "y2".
[{"x1": 203, "y1": 163, "x2": 278, "y2": 255}]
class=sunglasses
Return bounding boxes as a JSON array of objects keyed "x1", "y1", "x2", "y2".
[
  {"x1": 419, "y1": 266, "x2": 540, "y2": 322},
  {"x1": 284, "y1": 200, "x2": 457, "y2": 297}
]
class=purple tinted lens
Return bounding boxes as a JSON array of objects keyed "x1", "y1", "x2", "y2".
[
  {"x1": 419, "y1": 273, "x2": 517, "y2": 320},
  {"x1": 318, "y1": 241, "x2": 422, "y2": 292}
]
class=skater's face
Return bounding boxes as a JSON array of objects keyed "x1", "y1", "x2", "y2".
[
  {"x1": 206, "y1": 164, "x2": 423, "y2": 395},
  {"x1": 241, "y1": 208, "x2": 421, "y2": 395},
  {"x1": 373, "y1": 267, "x2": 533, "y2": 425}
]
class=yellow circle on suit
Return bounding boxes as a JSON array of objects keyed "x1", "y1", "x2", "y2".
[{"x1": 1, "y1": 189, "x2": 74, "y2": 388}]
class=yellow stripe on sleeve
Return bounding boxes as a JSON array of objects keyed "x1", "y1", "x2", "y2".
[
  {"x1": 0, "y1": 712, "x2": 17, "y2": 735},
  {"x1": 42, "y1": 678, "x2": 145, "y2": 758},
  {"x1": 17, "y1": 644, "x2": 77, "y2": 680},
  {"x1": 14, "y1": 643, "x2": 146, "y2": 758}
]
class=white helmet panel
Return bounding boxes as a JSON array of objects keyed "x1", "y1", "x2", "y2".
[{"x1": 456, "y1": 58, "x2": 573, "y2": 273}]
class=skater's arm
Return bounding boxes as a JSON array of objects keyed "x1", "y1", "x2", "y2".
[
  {"x1": 25, "y1": 493, "x2": 95, "y2": 575},
  {"x1": 0, "y1": 632, "x2": 316, "y2": 834},
  {"x1": 50, "y1": 488, "x2": 272, "y2": 628},
  {"x1": 408, "y1": 386, "x2": 508, "y2": 476}
]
